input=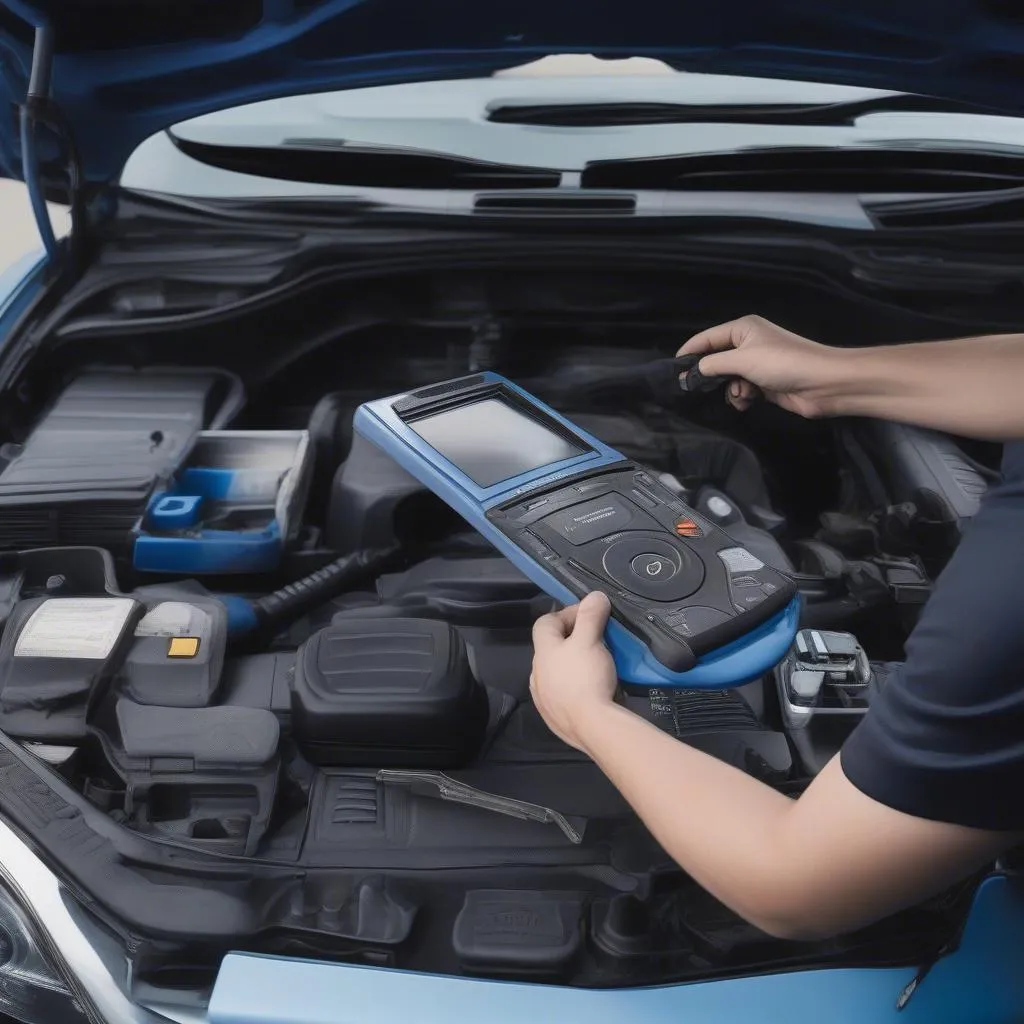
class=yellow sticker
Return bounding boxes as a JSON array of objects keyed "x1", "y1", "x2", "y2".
[{"x1": 167, "y1": 637, "x2": 200, "y2": 659}]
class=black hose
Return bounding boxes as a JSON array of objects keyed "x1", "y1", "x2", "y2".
[{"x1": 250, "y1": 545, "x2": 402, "y2": 632}]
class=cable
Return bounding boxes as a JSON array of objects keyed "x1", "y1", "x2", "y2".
[{"x1": 245, "y1": 545, "x2": 402, "y2": 634}]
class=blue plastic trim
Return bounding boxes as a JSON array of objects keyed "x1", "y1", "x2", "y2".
[
  {"x1": 612, "y1": 596, "x2": 801, "y2": 688},
  {"x1": 135, "y1": 468, "x2": 285, "y2": 574},
  {"x1": 149, "y1": 494, "x2": 203, "y2": 529},
  {"x1": 134, "y1": 522, "x2": 283, "y2": 575},
  {"x1": 355, "y1": 373, "x2": 799, "y2": 689},
  {"x1": 208, "y1": 873, "x2": 1024, "y2": 1024}
]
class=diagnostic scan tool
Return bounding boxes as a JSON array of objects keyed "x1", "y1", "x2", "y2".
[{"x1": 355, "y1": 373, "x2": 799, "y2": 688}]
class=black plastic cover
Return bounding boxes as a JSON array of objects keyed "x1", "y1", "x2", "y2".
[
  {"x1": 0, "y1": 546, "x2": 121, "y2": 638},
  {"x1": 0, "y1": 370, "x2": 239, "y2": 550},
  {"x1": 452, "y1": 890, "x2": 584, "y2": 975},
  {"x1": 118, "y1": 595, "x2": 228, "y2": 707},
  {"x1": 0, "y1": 595, "x2": 141, "y2": 741},
  {"x1": 291, "y1": 618, "x2": 487, "y2": 767},
  {"x1": 221, "y1": 652, "x2": 295, "y2": 717},
  {"x1": 375, "y1": 555, "x2": 550, "y2": 626},
  {"x1": 104, "y1": 699, "x2": 280, "y2": 856},
  {"x1": 327, "y1": 431, "x2": 425, "y2": 552},
  {"x1": 680, "y1": 887, "x2": 776, "y2": 960},
  {"x1": 631, "y1": 688, "x2": 793, "y2": 784},
  {"x1": 841, "y1": 421, "x2": 989, "y2": 548},
  {"x1": 114, "y1": 700, "x2": 279, "y2": 768}
]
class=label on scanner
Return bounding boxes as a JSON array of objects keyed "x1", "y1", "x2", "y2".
[{"x1": 546, "y1": 496, "x2": 635, "y2": 545}]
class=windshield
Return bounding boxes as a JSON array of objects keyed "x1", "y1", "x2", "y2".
[{"x1": 120, "y1": 55, "x2": 1024, "y2": 205}]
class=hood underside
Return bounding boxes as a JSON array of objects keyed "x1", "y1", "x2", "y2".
[{"x1": 1, "y1": 0, "x2": 1023, "y2": 188}]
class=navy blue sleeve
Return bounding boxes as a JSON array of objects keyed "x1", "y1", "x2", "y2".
[{"x1": 840, "y1": 442, "x2": 1024, "y2": 831}]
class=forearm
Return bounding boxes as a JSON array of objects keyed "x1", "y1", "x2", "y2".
[
  {"x1": 576, "y1": 702, "x2": 1014, "y2": 940},
  {"x1": 822, "y1": 333, "x2": 1024, "y2": 439},
  {"x1": 577, "y1": 703, "x2": 811, "y2": 936}
]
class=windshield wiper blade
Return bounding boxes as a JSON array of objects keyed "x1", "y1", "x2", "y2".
[
  {"x1": 376, "y1": 770, "x2": 586, "y2": 844},
  {"x1": 865, "y1": 187, "x2": 1024, "y2": 228},
  {"x1": 170, "y1": 135, "x2": 560, "y2": 190},
  {"x1": 487, "y1": 94, "x2": 992, "y2": 128},
  {"x1": 582, "y1": 148, "x2": 1024, "y2": 193}
]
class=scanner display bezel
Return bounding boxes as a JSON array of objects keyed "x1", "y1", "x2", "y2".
[{"x1": 389, "y1": 375, "x2": 626, "y2": 506}]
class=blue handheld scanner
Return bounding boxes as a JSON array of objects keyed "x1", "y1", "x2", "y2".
[{"x1": 354, "y1": 373, "x2": 799, "y2": 689}]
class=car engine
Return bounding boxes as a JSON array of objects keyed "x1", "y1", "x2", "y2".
[{"x1": 0, "y1": 250, "x2": 1001, "y2": 987}]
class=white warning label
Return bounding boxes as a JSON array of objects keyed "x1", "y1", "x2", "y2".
[
  {"x1": 15, "y1": 598, "x2": 136, "y2": 660},
  {"x1": 572, "y1": 506, "x2": 617, "y2": 526}
]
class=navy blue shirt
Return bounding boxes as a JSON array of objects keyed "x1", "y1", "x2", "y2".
[{"x1": 841, "y1": 441, "x2": 1024, "y2": 831}]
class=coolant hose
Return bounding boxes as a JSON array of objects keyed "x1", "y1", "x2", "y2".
[{"x1": 226, "y1": 545, "x2": 402, "y2": 636}]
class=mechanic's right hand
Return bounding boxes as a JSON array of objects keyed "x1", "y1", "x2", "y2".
[
  {"x1": 530, "y1": 592, "x2": 619, "y2": 755},
  {"x1": 677, "y1": 315, "x2": 840, "y2": 418}
]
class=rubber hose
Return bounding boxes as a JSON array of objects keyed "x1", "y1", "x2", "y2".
[{"x1": 251, "y1": 545, "x2": 402, "y2": 632}]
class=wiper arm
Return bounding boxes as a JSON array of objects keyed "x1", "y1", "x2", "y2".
[
  {"x1": 488, "y1": 94, "x2": 992, "y2": 128},
  {"x1": 376, "y1": 770, "x2": 585, "y2": 844}
]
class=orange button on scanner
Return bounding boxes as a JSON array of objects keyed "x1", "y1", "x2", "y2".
[{"x1": 674, "y1": 518, "x2": 703, "y2": 539}]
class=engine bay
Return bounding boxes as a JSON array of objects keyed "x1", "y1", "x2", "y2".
[{"x1": 0, "y1": 250, "x2": 1004, "y2": 986}]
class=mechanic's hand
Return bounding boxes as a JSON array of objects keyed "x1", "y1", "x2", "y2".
[
  {"x1": 530, "y1": 591, "x2": 618, "y2": 754},
  {"x1": 677, "y1": 315, "x2": 840, "y2": 417}
]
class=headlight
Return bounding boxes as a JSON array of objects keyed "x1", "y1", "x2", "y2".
[{"x1": 0, "y1": 889, "x2": 89, "y2": 1024}]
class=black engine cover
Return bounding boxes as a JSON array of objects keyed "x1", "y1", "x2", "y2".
[{"x1": 291, "y1": 617, "x2": 489, "y2": 767}]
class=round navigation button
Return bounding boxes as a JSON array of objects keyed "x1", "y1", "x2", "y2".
[
  {"x1": 631, "y1": 553, "x2": 677, "y2": 581},
  {"x1": 600, "y1": 532, "x2": 705, "y2": 603}
]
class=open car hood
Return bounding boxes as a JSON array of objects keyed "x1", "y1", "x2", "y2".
[{"x1": 1, "y1": 0, "x2": 1023, "y2": 190}]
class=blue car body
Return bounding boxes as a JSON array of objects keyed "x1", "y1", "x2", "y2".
[
  {"x1": 2, "y1": 3, "x2": 1024, "y2": 1021},
  {"x1": 209, "y1": 872, "x2": 1024, "y2": 1023},
  {"x1": 2, "y1": 2, "x2": 1024, "y2": 188}
]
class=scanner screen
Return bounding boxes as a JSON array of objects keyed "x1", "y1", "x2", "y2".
[{"x1": 410, "y1": 397, "x2": 587, "y2": 488}]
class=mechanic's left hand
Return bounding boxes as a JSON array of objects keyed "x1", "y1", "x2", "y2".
[{"x1": 530, "y1": 591, "x2": 618, "y2": 753}]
